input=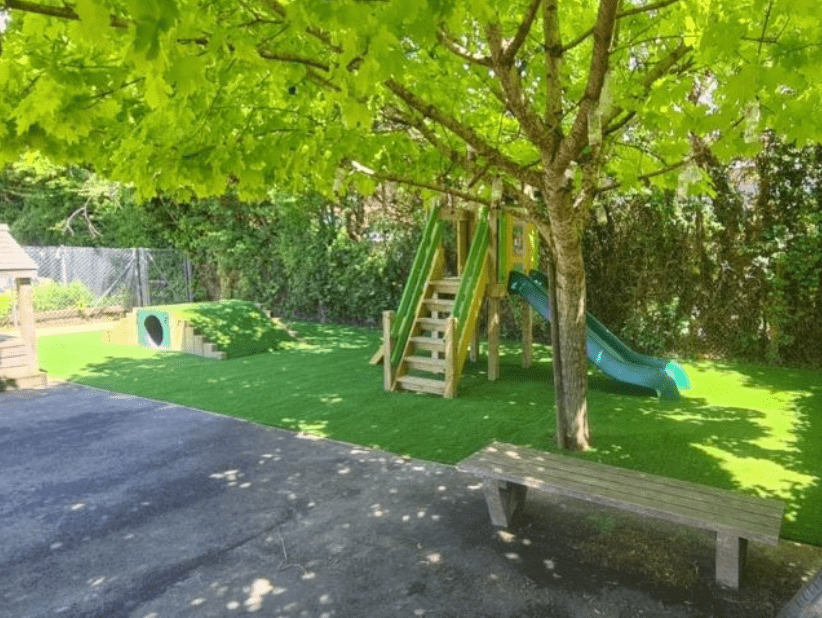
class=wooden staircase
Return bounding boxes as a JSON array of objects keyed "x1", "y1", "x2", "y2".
[
  {"x1": 394, "y1": 277, "x2": 460, "y2": 396},
  {"x1": 0, "y1": 337, "x2": 47, "y2": 390}
]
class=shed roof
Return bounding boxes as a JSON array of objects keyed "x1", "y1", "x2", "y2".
[{"x1": 0, "y1": 224, "x2": 38, "y2": 279}]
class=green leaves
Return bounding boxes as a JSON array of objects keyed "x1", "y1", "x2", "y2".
[
  {"x1": 0, "y1": 0, "x2": 820, "y2": 206},
  {"x1": 74, "y1": 0, "x2": 111, "y2": 37}
]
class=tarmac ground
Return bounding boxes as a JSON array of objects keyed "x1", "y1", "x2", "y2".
[{"x1": 1, "y1": 383, "x2": 820, "y2": 618}]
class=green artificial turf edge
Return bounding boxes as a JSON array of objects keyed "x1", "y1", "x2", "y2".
[{"x1": 37, "y1": 321, "x2": 822, "y2": 547}]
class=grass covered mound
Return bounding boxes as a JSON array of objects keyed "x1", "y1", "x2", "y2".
[
  {"x1": 38, "y1": 321, "x2": 822, "y2": 547},
  {"x1": 156, "y1": 300, "x2": 294, "y2": 358}
]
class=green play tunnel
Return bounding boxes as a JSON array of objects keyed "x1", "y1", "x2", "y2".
[{"x1": 136, "y1": 308, "x2": 172, "y2": 349}]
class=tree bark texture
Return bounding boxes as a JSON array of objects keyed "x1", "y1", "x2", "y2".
[{"x1": 541, "y1": 179, "x2": 591, "y2": 451}]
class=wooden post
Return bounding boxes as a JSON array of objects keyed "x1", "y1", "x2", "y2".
[
  {"x1": 715, "y1": 532, "x2": 747, "y2": 589},
  {"x1": 470, "y1": 324, "x2": 480, "y2": 363},
  {"x1": 487, "y1": 297, "x2": 500, "y2": 381},
  {"x1": 443, "y1": 317, "x2": 458, "y2": 398},
  {"x1": 487, "y1": 181, "x2": 501, "y2": 381},
  {"x1": 16, "y1": 278, "x2": 37, "y2": 371},
  {"x1": 457, "y1": 213, "x2": 469, "y2": 276},
  {"x1": 522, "y1": 303, "x2": 533, "y2": 369},
  {"x1": 468, "y1": 213, "x2": 480, "y2": 363},
  {"x1": 483, "y1": 479, "x2": 528, "y2": 528},
  {"x1": 383, "y1": 310, "x2": 395, "y2": 391}
]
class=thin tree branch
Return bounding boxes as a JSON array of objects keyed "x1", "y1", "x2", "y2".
[
  {"x1": 757, "y1": 0, "x2": 774, "y2": 57},
  {"x1": 555, "y1": 0, "x2": 619, "y2": 171},
  {"x1": 3, "y1": 0, "x2": 128, "y2": 28},
  {"x1": 256, "y1": 49, "x2": 330, "y2": 71},
  {"x1": 436, "y1": 28, "x2": 492, "y2": 67},
  {"x1": 562, "y1": 0, "x2": 682, "y2": 52},
  {"x1": 596, "y1": 158, "x2": 688, "y2": 194},
  {"x1": 602, "y1": 42, "x2": 691, "y2": 133},
  {"x1": 306, "y1": 26, "x2": 343, "y2": 53},
  {"x1": 617, "y1": 0, "x2": 682, "y2": 19},
  {"x1": 348, "y1": 161, "x2": 491, "y2": 206},
  {"x1": 487, "y1": 22, "x2": 554, "y2": 153},
  {"x1": 502, "y1": 0, "x2": 542, "y2": 65},
  {"x1": 305, "y1": 68, "x2": 341, "y2": 91},
  {"x1": 384, "y1": 79, "x2": 542, "y2": 187},
  {"x1": 260, "y1": 0, "x2": 286, "y2": 18}
]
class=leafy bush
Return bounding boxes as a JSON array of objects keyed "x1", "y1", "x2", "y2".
[{"x1": 32, "y1": 280, "x2": 95, "y2": 313}]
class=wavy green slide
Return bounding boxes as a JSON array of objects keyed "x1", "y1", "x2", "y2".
[{"x1": 508, "y1": 270, "x2": 691, "y2": 400}]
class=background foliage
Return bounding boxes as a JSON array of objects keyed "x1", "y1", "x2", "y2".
[
  {"x1": 2, "y1": 136, "x2": 820, "y2": 366},
  {"x1": 585, "y1": 136, "x2": 822, "y2": 367}
]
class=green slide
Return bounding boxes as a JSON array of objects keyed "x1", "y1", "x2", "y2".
[{"x1": 508, "y1": 270, "x2": 691, "y2": 400}]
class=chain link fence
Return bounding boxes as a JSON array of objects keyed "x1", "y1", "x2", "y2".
[{"x1": 0, "y1": 247, "x2": 194, "y2": 328}]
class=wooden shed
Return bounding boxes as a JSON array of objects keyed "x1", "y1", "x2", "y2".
[{"x1": 0, "y1": 224, "x2": 46, "y2": 389}]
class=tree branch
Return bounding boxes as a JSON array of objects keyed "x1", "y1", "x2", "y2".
[
  {"x1": 502, "y1": 0, "x2": 542, "y2": 65},
  {"x1": 259, "y1": 0, "x2": 286, "y2": 18},
  {"x1": 602, "y1": 42, "x2": 691, "y2": 134},
  {"x1": 348, "y1": 161, "x2": 491, "y2": 206},
  {"x1": 596, "y1": 158, "x2": 688, "y2": 194},
  {"x1": 487, "y1": 22, "x2": 554, "y2": 153},
  {"x1": 555, "y1": 0, "x2": 619, "y2": 171},
  {"x1": 436, "y1": 28, "x2": 492, "y2": 67},
  {"x1": 3, "y1": 0, "x2": 128, "y2": 28},
  {"x1": 617, "y1": 0, "x2": 682, "y2": 19},
  {"x1": 256, "y1": 49, "x2": 330, "y2": 71},
  {"x1": 543, "y1": 0, "x2": 563, "y2": 153},
  {"x1": 304, "y1": 68, "x2": 341, "y2": 91},
  {"x1": 384, "y1": 78, "x2": 542, "y2": 187},
  {"x1": 562, "y1": 0, "x2": 682, "y2": 52}
]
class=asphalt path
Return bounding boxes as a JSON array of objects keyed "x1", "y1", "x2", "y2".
[{"x1": 0, "y1": 384, "x2": 815, "y2": 618}]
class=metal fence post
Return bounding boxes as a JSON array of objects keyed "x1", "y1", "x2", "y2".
[
  {"x1": 136, "y1": 248, "x2": 151, "y2": 307},
  {"x1": 184, "y1": 257, "x2": 194, "y2": 302}
]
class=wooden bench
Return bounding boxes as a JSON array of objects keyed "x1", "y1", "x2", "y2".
[{"x1": 457, "y1": 442, "x2": 785, "y2": 589}]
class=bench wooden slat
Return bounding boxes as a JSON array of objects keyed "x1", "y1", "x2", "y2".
[
  {"x1": 459, "y1": 443, "x2": 782, "y2": 541},
  {"x1": 457, "y1": 442, "x2": 784, "y2": 545}
]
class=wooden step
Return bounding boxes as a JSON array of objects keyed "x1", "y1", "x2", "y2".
[
  {"x1": 0, "y1": 344, "x2": 28, "y2": 360},
  {"x1": 429, "y1": 278, "x2": 461, "y2": 294},
  {"x1": 1, "y1": 358, "x2": 29, "y2": 372},
  {"x1": 396, "y1": 375, "x2": 446, "y2": 396},
  {"x1": 1, "y1": 372, "x2": 48, "y2": 390},
  {"x1": 409, "y1": 336, "x2": 445, "y2": 353},
  {"x1": 1, "y1": 364, "x2": 40, "y2": 379},
  {"x1": 423, "y1": 298, "x2": 454, "y2": 314},
  {"x1": 0, "y1": 338, "x2": 27, "y2": 349},
  {"x1": 404, "y1": 356, "x2": 446, "y2": 374},
  {"x1": 0, "y1": 346, "x2": 29, "y2": 365},
  {"x1": 416, "y1": 317, "x2": 448, "y2": 332}
]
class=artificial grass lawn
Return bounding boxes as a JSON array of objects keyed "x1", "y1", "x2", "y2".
[
  {"x1": 152, "y1": 300, "x2": 293, "y2": 358},
  {"x1": 39, "y1": 322, "x2": 822, "y2": 547}
]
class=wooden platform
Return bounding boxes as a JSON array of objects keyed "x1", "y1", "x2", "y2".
[{"x1": 457, "y1": 442, "x2": 785, "y2": 589}]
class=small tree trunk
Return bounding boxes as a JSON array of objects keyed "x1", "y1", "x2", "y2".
[
  {"x1": 545, "y1": 255, "x2": 567, "y2": 448},
  {"x1": 541, "y1": 182, "x2": 592, "y2": 451},
  {"x1": 554, "y1": 248, "x2": 590, "y2": 450}
]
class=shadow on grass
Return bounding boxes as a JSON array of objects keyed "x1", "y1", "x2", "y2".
[{"x1": 44, "y1": 323, "x2": 822, "y2": 546}]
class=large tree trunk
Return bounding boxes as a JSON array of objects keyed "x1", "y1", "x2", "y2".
[{"x1": 541, "y1": 181, "x2": 591, "y2": 451}]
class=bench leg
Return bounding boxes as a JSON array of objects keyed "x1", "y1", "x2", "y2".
[
  {"x1": 483, "y1": 479, "x2": 527, "y2": 528},
  {"x1": 715, "y1": 532, "x2": 747, "y2": 589}
]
